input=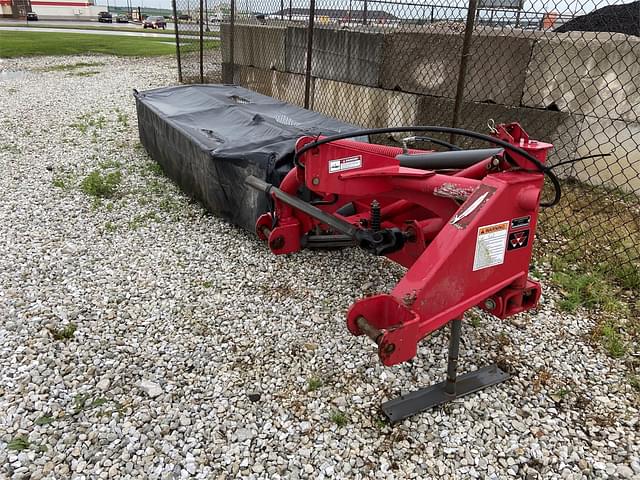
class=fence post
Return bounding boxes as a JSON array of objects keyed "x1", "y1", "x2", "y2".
[
  {"x1": 225, "y1": 0, "x2": 235, "y2": 84},
  {"x1": 172, "y1": 0, "x2": 182, "y2": 83},
  {"x1": 199, "y1": 0, "x2": 204, "y2": 83},
  {"x1": 450, "y1": 0, "x2": 478, "y2": 142},
  {"x1": 303, "y1": 0, "x2": 316, "y2": 109}
]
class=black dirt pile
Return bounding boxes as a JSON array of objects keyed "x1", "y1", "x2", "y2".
[{"x1": 555, "y1": 1, "x2": 640, "y2": 36}]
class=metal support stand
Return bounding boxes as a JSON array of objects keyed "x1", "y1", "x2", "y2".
[{"x1": 381, "y1": 318, "x2": 510, "y2": 423}]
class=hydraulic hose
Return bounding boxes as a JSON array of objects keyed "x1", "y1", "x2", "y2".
[{"x1": 293, "y1": 126, "x2": 561, "y2": 207}]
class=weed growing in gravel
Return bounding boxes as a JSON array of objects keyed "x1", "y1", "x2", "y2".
[
  {"x1": 81, "y1": 170, "x2": 121, "y2": 199},
  {"x1": 52, "y1": 177, "x2": 66, "y2": 188},
  {"x1": 104, "y1": 222, "x2": 117, "y2": 233},
  {"x1": 596, "y1": 321, "x2": 627, "y2": 358},
  {"x1": 0, "y1": 142, "x2": 21, "y2": 154},
  {"x1": 68, "y1": 71, "x2": 100, "y2": 77},
  {"x1": 202, "y1": 280, "x2": 213, "y2": 288},
  {"x1": 467, "y1": 310, "x2": 482, "y2": 328},
  {"x1": 159, "y1": 197, "x2": 183, "y2": 215},
  {"x1": 71, "y1": 113, "x2": 107, "y2": 134},
  {"x1": 116, "y1": 110, "x2": 129, "y2": 127},
  {"x1": 630, "y1": 375, "x2": 640, "y2": 392},
  {"x1": 551, "y1": 388, "x2": 570, "y2": 403},
  {"x1": 42, "y1": 61, "x2": 105, "y2": 72},
  {"x1": 49, "y1": 323, "x2": 77, "y2": 341},
  {"x1": 144, "y1": 162, "x2": 164, "y2": 176},
  {"x1": 307, "y1": 377, "x2": 323, "y2": 391},
  {"x1": 330, "y1": 411, "x2": 349, "y2": 427},
  {"x1": 35, "y1": 415, "x2": 55, "y2": 426},
  {"x1": 8, "y1": 436, "x2": 30, "y2": 451},
  {"x1": 374, "y1": 418, "x2": 387, "y2": 430},
  {"x1": 147, "y1": 177, "x2": 168, "y2": 195},
  {"x1": 128, "y1": 211, "x2": 159, "y2": 230},
  {"x1": 99, "y1": 159, "x2": 122, "y2": 170},
  {"x1": 552, "y1": 269, "x2": 622, "y2": 313}
]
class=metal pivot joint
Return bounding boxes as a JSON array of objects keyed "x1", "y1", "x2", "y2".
[{"x1": 381, "y1": 318, "x2": 510, "y2": 423}]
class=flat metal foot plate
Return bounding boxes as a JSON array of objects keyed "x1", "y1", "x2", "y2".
[{"x1": 381, "y1": 364, "x2": 510, "y2": 423}]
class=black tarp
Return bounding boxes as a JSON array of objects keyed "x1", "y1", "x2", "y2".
[
  {"x1": 135, "y1": 84, "x2": 364, "y2": 232},
  {"x1": 555, "y1": 1, "x2": 640, "y2": 36}
]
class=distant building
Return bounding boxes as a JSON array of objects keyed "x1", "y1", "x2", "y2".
[
  {"x1": 268, "y1": 8, "x2": 399, "y2": 24},
  {"x1": 1, "y1": 0, "x2": 103, "y2": 19}
]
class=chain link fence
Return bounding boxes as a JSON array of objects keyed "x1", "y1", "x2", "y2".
[{"x1": 174, "y1": 0, "x2": 640, "y2": 293}]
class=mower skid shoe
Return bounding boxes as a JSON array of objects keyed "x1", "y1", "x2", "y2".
[{"x1": 347, "y1": 294, "x2": 420, "y2": 366}]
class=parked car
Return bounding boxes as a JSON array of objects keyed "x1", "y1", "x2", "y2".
[
  {"x1": 143, "y1": 15, "x2": 166, "y2": 29},
  {"x1": 115, "y1": 14, "x2": 129, "y2": 23},
  {"x1": 98, "y1": 11, "x2": 113, "y2": 22},
  {"x1": 26, "y1": 11, "x2": 38, "y2": 21},
  {"x1": 178, "y1": 14, "x2": 191, "y2": 20}
]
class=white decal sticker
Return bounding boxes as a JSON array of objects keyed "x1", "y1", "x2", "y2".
[
  {"x1": 328, "y1": 155, "x2": 362, "y2": 173},
  {"x1": 473, "y1": 221, "x2": 509, "y2": 271},
  {"x1": 451, "y1": 192, "x2": 488, "y2": 225}
]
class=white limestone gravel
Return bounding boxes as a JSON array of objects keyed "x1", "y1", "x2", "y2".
[{"x1": 0, "y1": 54, "x2": 639, "y2": 480}]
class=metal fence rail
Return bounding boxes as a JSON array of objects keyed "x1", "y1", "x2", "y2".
[{"x1": 174, "y1": 0, "x2": 640, "y2": 291}]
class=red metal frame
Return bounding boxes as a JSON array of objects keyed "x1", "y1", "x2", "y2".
[{"x1": 256, "y1": 124, "x2": 552, "y2": 366}]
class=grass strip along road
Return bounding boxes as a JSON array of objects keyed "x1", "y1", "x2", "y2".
[{"x1": 0, "y1": 31, "x2": 181, "y2": 57}]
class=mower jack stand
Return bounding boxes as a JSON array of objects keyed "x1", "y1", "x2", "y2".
[{"x1": 381, "y1": 318, "x2": 510, "y2": 423}]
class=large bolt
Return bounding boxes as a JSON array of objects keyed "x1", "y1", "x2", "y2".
[{"x1": 484, "y1": 298, "x2": 496, "y2": 310}]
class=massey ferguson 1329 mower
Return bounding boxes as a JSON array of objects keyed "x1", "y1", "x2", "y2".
[{"x1": 247, "y1": 122, "x2": 561, "y2": 422}]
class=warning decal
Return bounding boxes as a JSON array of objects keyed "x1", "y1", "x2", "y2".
[
  {"x1": 473, "y1": 221, "x2": 509, "y2": 271},
  {"x1": 328, "y1": 155, "x2": 363, "y2": 173}
]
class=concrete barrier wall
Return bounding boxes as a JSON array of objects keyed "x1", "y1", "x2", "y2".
[
  {"x1": 286, "y1": 27, "x2": 385, "y2": 87},
  {"x1": 221, "y1": 25, "x2": 640, "y2": 192},
  {"x1": 380, "y1": 32, "x2": 534, "y2": 105},
  {"x1": 232, "y1": 65, "x2": 307, "y2": 107},
  {"x1": 523, "y1": 32, "x2": 640, "y2": 123},
  {"x1": 222, "y1": 24, "x2": 286, "y2": 71}
]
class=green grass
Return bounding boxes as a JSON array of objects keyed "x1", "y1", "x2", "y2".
[
  {"x1": 17, "y1": 23, "x2": 221, "y2": 38},
  {"x1": 467, "y1": 310, "x2": 482, "y2": 328},
  {"x1": 630, "y1": 375, "x2": 640, "y2": 392},
  {"x1": 71, "y1": 113, "x2": 107, "y2": 134},
  {"x1": 552, "y1": 269, "x2": 622, "y2": 313},
  {"x1": 329, "y1": 410, "x2": 349, "y2": 427},
  {"x1": 81, "y1": 170, "x2": 121, "y2": 199},
  {"x1": 307, "y1": 377, "x2": 323, "y2": 392},
  {"x1": 0, "y1": 31, "x2": 179, "y2": 58},
  {"x1": 49, "y1": 323, "x2": 77, "y2": 340},
  {"x1": 8, "y1": 436, "x2": 30, "y2": 451},
  {"x1": 597, "y1": 321, "x2": 627, "y2": 358},
  {"x1": 35, "y1": 415, "x2": 55, "y2": 426},
  {"x1": 128, "y1": 211, "x2": 159, "y2": 229}
]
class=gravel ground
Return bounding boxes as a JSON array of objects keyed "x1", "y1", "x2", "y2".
[{"x1": 0, "y1": 54, "x2": 639, "y2": 480}]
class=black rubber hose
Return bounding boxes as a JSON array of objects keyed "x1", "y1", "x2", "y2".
[
  {"x1": 293, "y1": 126, "x2": 561, "y2": 207},
  {"x1": 410, "y1": 135, "x2": 462, "y2": 151},
  {"x1": 397, "y1": 148, "x2": 504, "y2": 170}
]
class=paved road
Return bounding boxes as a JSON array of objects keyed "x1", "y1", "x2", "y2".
[
  {"x1": 0, "y1": 18, "x2": 220, "y2": 33},
  {"x1": 0, "y1": 25, "x2": 177, "y2": 37}
]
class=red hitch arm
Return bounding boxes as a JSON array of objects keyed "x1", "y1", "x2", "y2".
[{"x1": 249, "y1": 123, "x2": 552, "y2": 367}]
